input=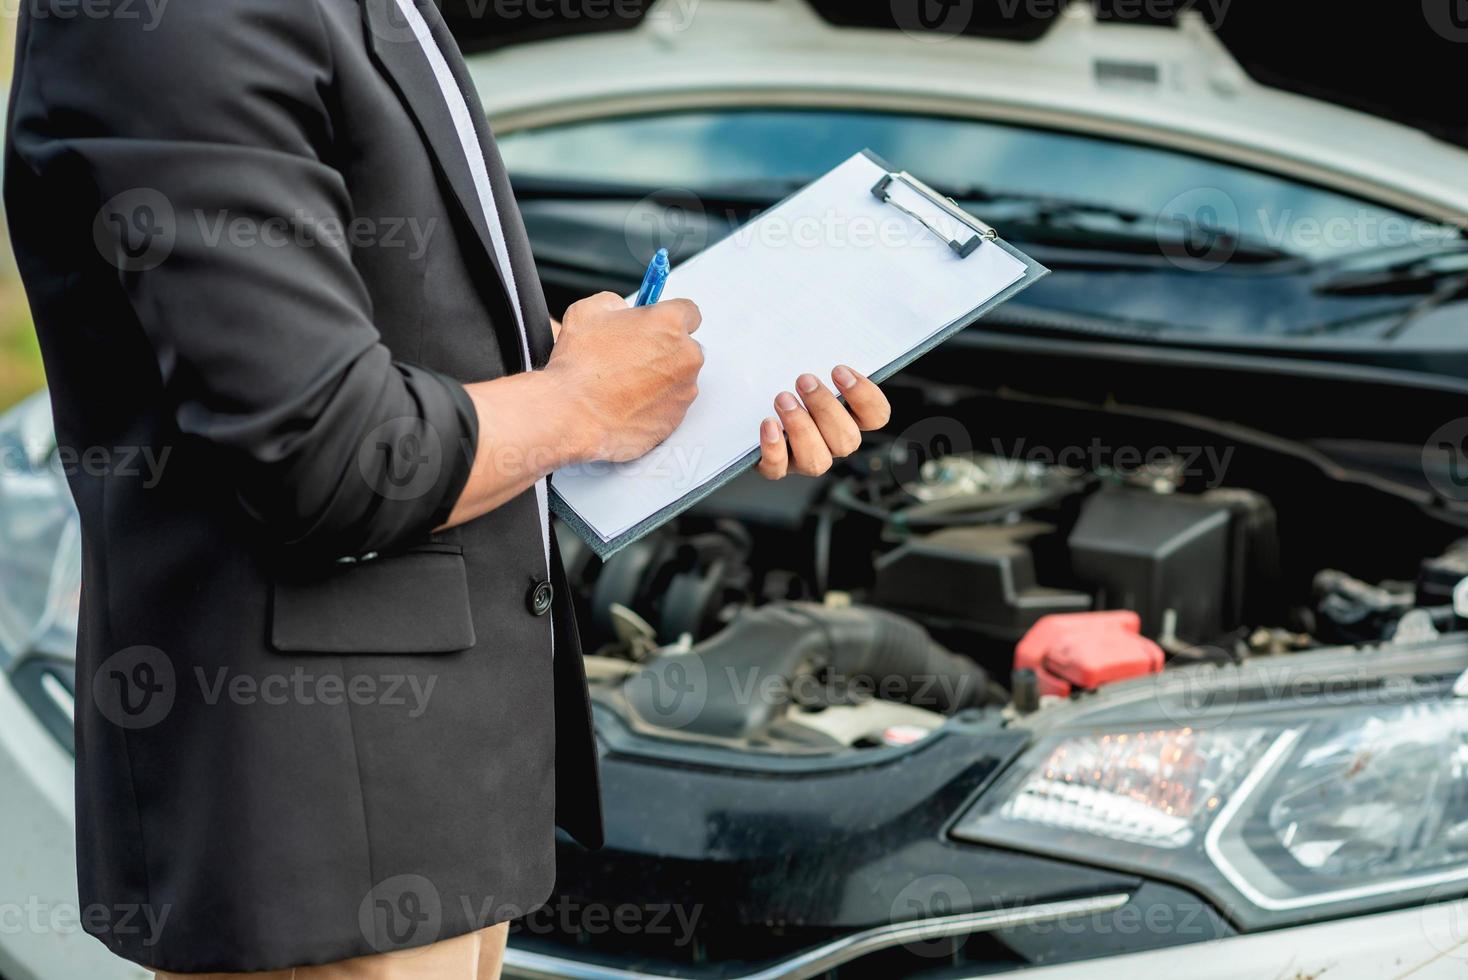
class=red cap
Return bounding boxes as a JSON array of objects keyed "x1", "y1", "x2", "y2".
[{"x1": 1014, "y1": 611, "x2": 1161, "y2": 697}]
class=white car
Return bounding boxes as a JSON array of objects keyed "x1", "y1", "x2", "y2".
[{"x1": 5, "y1": 2, "x2": 1468, "y2": 978}]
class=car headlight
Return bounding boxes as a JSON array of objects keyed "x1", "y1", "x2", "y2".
[{"x1": 953, "y1": 686, "x2": 1468, "y2": 928}]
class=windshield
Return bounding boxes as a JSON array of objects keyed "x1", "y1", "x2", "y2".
[
  {"x1": 500, "y1": 108, "x2": 1468, "y2": 352},
  {"x1": 498, "y1": 108, "x2": 1459, "y2": 264}
]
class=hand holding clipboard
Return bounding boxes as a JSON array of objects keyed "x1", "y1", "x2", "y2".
[{"x1": 556, "y1": 151, "x2": 1049, "y2": 557}]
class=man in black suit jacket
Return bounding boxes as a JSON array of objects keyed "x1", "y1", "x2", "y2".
[{"x1": 4, "y1": 1, "x2": 890, "y2": 975}]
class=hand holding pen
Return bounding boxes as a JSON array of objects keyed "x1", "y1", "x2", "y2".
[{"x1": 630, "y1": 246, "x2": 889, "y2": 477}]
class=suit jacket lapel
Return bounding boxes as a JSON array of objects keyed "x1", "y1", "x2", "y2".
[
  {"x1": 416, "y1": 5, "x2": 557, "y2": 370},
  {"x1": 361, "y1": 0, "x2": 524, "y2": 359}
]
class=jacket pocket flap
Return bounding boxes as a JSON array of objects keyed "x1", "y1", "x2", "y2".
[{"x1": 271, "y1": 548, "x2": 475, "y2": 654}]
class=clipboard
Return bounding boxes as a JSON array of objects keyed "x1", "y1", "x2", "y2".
[{"x1": 551, "y1": 149, "x2": 1049, "y2": 559}]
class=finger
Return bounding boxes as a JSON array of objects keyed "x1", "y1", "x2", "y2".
[
  {"x1": 775, "y1": 391, "x2": 832, "y2": 477},
  {"x1": 659, "y1": 297, "x2": 702, "y2": 334},
  {"x1": 756, "y1": 417, "x2": 787, "y2": 480},
  {"x1": 685, "y1": 337, "x2": 706, "y2": 376},
  {"x1": 832, "y1": 365, "x2": 891, "y2": 431},
  {"x1": 796, "y1": 373, "x2": 862, "y2": 458},
  {"x1": 581, "y1": 291, "x2": 628, "y2": 314}
]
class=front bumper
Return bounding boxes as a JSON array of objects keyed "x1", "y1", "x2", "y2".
[
  {"x1": 502, "y1": 894, "x2": 1129, "y2": 979},
  {"x1": 505, "y1": 895, "x2": 1464, "y2": 979}
]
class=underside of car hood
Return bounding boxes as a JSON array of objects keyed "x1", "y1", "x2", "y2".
[
  {"x1": 445, "y1": 0, "x2": 1467, "y2": 151},
  {"x1": 811, "y1": 1, "x2": 1468, "y2": 151},
  {"x1": 1208, "y1": 3, "x2": 1466, "y2": 151}
]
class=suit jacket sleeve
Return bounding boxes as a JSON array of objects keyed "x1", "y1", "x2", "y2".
[{"x1": 7, "y1": 0, "x2": 479, "y2": 557}]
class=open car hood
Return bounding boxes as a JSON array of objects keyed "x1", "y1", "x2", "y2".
[
  {"x1": 446, "y1": 0, "x2": 1468, "y2": 153},
  {"x1": 1208, "y1": 3, "x2": 1466, "y2": 151},
  {"x1": 461, "y1": 0, "x2": 1468, "y2": 230}
]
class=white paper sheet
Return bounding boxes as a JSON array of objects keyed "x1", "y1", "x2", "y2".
[{"x1": 552, "y1": 152, "x2": 1029, "y2": 543}]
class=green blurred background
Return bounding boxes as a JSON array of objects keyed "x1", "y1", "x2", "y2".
[{"x1": 0, "y1": 17, "x2": 45, "y2": 413}]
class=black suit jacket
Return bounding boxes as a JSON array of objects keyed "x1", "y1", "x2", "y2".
[{"x1": 4, "y1": 0, "x2": 602, "y2": 971}]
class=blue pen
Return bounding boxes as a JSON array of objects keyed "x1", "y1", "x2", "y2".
[{"x1": 634, "y1": 247, "x2": 670, "y2": 306}]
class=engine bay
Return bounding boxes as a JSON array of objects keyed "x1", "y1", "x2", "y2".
[{"x1": 557, "y1": 383, "x2": 1468, "y2": 755}]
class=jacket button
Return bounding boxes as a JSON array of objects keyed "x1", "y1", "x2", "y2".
[{"x1": 528, "y1": 579, "x2": 554, "y2": 617}]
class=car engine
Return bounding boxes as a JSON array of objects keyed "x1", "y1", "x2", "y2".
[{"x1": 558, "y1": 406, "x2": 1468, "y2": 755}]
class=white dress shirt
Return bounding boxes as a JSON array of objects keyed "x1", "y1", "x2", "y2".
[{"x1": 391, "y1": 0, "x2": 552, "y2": 576}]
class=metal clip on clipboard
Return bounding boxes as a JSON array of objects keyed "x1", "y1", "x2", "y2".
[{"x1": 870, "y1": 170, "x2": 998, "y2": 259}]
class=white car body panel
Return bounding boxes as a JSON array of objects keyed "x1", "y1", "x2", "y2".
[
  {"x1": 0, "y1": 678, "x2": 144, "y2": 980},
  {"x1": 467, "y1": 0, "x2": 1468, "y2": 227},
  {"x1": 1018, "y1": 899, "x2": 1468, "y2": 979}
]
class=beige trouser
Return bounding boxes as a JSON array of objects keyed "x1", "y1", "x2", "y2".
[{"x1": 153, "y1": 922, "x2": 510, "y2": 980}]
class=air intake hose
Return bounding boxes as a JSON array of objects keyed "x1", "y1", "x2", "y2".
[
  {"x1": 795, "y1": 604, "x2": 996, "y2": 714},
  {"x1": 623, "y1": 603, "x2": 995, "y2": 739}
]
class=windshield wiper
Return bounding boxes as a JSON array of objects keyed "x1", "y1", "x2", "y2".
[
  {"x1": 940, "y1": 182, "x2": 1147, "y2": 223},
  {"x1": 509, "y1": 173, "x2": 1296, "y2": 263},
  {"x1": 699, "y1": 177, "x2": 1163, "y2": 231},
  {"x1": 1314, "y1": 243, "x2": 1468, "y2": 296},
  {"x1": 1308, "y1": 244, "x2": 1468, "y2": 338},
  {"x1": 904, "y1": 180, "x2": 1298, "y2": 264},
  {"x1": 1378, "y1": 271, "x2": 1468, "y2": 339}
]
